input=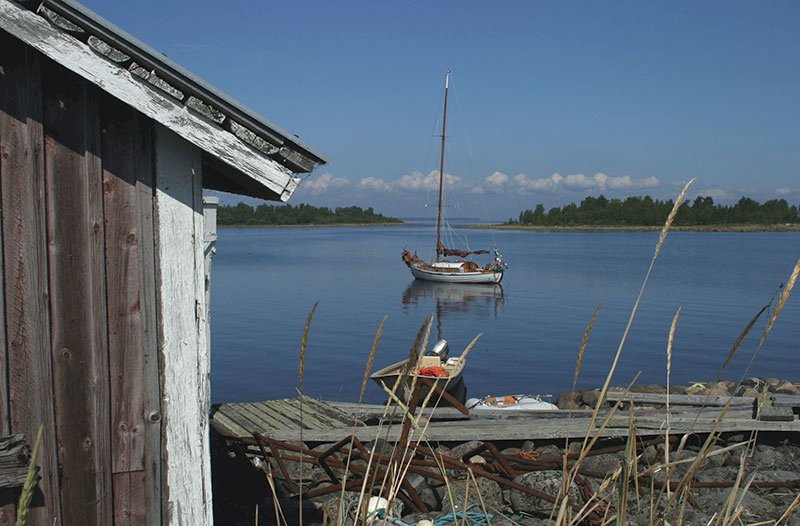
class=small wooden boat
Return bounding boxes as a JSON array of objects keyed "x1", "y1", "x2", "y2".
[{"x1": 371, "y1": 340, "x2": 467, "y2": 403}]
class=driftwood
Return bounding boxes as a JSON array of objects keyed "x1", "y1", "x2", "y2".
[{"x1": 0, "y1": 435, "x2": 30, "y2": 489}]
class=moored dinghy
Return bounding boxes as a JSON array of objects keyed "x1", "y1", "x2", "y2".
[{"x1": 370, "y1": 339, "x2": 467, "y2": 403}]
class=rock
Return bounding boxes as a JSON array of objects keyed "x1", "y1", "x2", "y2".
[
  {"x1": 521, "y1": 440, "x2": 536, "y2": 452},
  {"x1": 580, "y1": 389, "x2": 601, "y2": 408},
  {"x1": 776, "y1": 380, "x2": 797, "y2": 395},
  {"x1": 632, "y1": 384, "x2": 666, "y2": 394},
  {"x1": 697, "y1": 492, "x2": 776, "y2": 521},
  {"x1": 502, "y1": 447, "x2": 521, "y2": 457},
  {"x1": 752, "y1": 469, "x2": 800, "y2": 483},
  {"x1": 581, "y1": 453, "x2": 622, "y2": 476},
  {"x1": 668, "y1": 385, "x2": 688, "y2": 395},
  {"x1": 468, "y1": 455, "x2": 487, "y2": 465},
  {"x1": 752, "y1": 444, "x2": 788, "y2": 470},
  {"x1": 506, "y1": 470, "x2": 580, "y2": 514},
  {"x1": 735, "y1": 385, "x2": 759, "y2": 397},
  {"x1": 420, "y1": 487, "x2": 440, "y2": 511},
  {"x1": 556, "y1": 391, "x2": 580, "y2": 410},
  {"x1": 450, "y1": 441, "x2": 484, "y2": 461},
  {"x1": 702, "y1": 445, "x2": 730, "y2": 469},
  {"x1": 641, "y1": 445, "x2": 660, "y2": 466},
  {"x1": 707, "y1": 383, "x2": 733, "y2": 397},
  {"x1": 436, "y1": 477, "x2": 503, "y2": 512},
  {"x1": 742, "y1": 377, "x2": 765, "y2": 388},
  {"x1": 693, "y1": 466, "x2": 741, "y2": 483}
]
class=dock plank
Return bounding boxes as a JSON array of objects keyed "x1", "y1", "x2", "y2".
[{"x1": 604, "y1": 392, "x2": 754, "y2": 407}]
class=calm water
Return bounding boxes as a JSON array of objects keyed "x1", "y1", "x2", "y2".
[{"x1": 210, "y1": 224, "x2": 799, "y2": 404}]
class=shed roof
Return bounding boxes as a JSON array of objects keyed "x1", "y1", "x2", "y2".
[{"x1": 0, "y1": 0, "x2": 328, "y2": 201}]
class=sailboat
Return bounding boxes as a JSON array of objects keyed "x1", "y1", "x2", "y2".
[{"x1": 401, "y1": 70, "x2": 506, "y2": 284}]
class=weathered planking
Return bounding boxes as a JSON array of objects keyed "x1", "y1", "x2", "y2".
[
  {"x1": 265, "y1": 416, "x2": 800, "y2": 443},
  {"x1": 771, "y1": 394, "x2": 800, "y2": 408},
  {"x1": 154, "y1": 125, "x2": 212, "y2": 525},
  {"x1": 102, "y1": 99, "x2": 153, "y2": 525},
  {"x1": 603, "y1": 391, "x2": 755, "y2": 407},
  {"x1": 43, "y1": 63, "x2": 112, "y2": 526},
  {"x1": 0, "y1": 36, "x2": 62, "y2": 526},
  {"x1": 211, "y1": 399, "x2": 368, "y2": 439}
]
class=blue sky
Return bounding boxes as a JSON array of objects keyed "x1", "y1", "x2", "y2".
[{"x1": 82, "y1": 0, "x2": 800, "y2": 219}]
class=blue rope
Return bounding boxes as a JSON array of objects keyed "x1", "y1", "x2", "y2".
[{"x1": 373, "y1": 504, "x2": 493, "y2": 526}]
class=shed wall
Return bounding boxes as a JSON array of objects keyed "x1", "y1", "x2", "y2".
[{"x1": 0, "y1": 30, "x2": 208, "y2": 526}]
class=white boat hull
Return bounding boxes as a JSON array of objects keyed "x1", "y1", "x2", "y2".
[{"x1": 409, "y1": 264, "x2": 503, "y2": 284}]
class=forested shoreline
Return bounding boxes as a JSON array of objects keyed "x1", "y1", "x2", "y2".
[
  {"x1": 217, "y1": 202, "x2": 402, "y2": 226},
  {"x1": 511, "y1": 195, "x2": 799, "y2": 227}
]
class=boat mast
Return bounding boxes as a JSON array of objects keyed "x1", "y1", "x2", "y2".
[{"x1": 436, "y1": 69, "x2": 450, "y2": 262}]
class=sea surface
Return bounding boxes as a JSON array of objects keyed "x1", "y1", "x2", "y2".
[{"x1": 210, "y1": 222, "x2": 799, "y2": 405}]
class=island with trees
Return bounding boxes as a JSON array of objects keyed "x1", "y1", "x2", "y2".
[
  {"x1": 217, "y1": 202, "x2": 402, "y2": 226},
  {"x1": 506, "y1": 195, "x2": 800, "y2": 230}
]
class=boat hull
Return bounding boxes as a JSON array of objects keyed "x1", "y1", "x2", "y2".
[{"x1": 409, "y1": 264, "x2": 503, "y2": 284}]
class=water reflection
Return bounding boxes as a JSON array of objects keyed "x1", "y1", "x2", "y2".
[{"x1": 401, "y1": 280, "x2": 504, "y2": 339}]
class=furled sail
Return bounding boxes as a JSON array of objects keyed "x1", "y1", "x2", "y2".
[{"x1": 436, "y1": 242, "x2": 489, "y2": 258}]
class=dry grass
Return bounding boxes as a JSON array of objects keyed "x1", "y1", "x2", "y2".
[{"x1": 258, "y1": 178, "x2": 800, "y2": 526}]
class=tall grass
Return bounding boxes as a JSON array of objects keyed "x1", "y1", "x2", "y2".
[{"x1": 260, "y1": 178, "x2": 800, "y2": 526}]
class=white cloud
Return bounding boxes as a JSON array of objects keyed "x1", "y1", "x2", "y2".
[
  {"x1": 485, "y1": 171, "x2": 509, "y2": 189},
  {"x1": 394, "y1": 170, "x2": 463, "y2": 192},
  {"x1": 775, "y1": 187, "x2": 794, "y2": 196},
  {"x1": 301, "y1": 172, "x2": 351, "y2": 195},
  {"x1": 358, "y1": 176, "x2": 394, "y2": 192},
  {"x1": 505, "y1": 172, "x2": 660, "y2": 193},
  {"x1": 513, "y1": 172, "x2": 562, "y2": 191},
  {"x1": 702, "y1": 187, "x2": 735, "y2": 202}
]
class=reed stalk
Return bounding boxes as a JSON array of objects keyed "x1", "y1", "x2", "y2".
[{"x1": 15, "y1": 425, "x2": 42, "y2": 526}]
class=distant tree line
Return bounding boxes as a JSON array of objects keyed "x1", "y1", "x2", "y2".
[
  {"x1": 217, "y1": 202, "x2": 401, "y2": 226},
  {"x1": 511, "y1": 195, "x2": 800, "y2": 227}
]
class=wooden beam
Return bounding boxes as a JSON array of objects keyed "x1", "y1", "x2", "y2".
[
  {"x1": 153, "y1": 125, "x2": 212, "y2": 526},
  {"x1": 0, "y1": 0, "x2": 300, "y2": 202}
]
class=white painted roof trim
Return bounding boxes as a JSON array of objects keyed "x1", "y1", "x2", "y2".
[{"x1": 0, "y1": 0, "x2": 300, "y2": 202}]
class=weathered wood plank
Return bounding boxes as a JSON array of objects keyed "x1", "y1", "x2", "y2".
[
  {"x1": 43, "y1": 63, "x2": 111, "y2": 526},
  {"x1": 0, "y1": 0, "x2": 300, "y2": 202},
  {"x1": 112, "y1": 471, "x2": 146, "y2": 526},
  {"x1": 236, "y1": 404, "x2": 287, "y2": 432},
  {"x1": 265, "y1": 417, "x2": 800, "y2": 443},
  {"x1": 102, "y1": 100, "x2": 152, "y2": 525},
  {"x1": 603, "y1": 391, "x2": 754, "y2": 407},
  {"x1": 154, "y1": 125, "x2": 211, "y2": 525},
  {"x1": 0, "y1": 36, "x2": 62, "y2": 526},
  {"x1": 224, "y1": 405, "x2": 275, "y2": 434},
  {"x1": 265, "y1": 400, "x2": 339, "y2": 429},
  {"x1": 209, "y1": 409, "x2": 250, "y2": 439},
  {"x1": 771, "y1": 394, "x2": 800, "y2": 408},
  {"x1": 245, "y1": 404, "x2": 295, "y2": 430},
  {"x1": 0, "y1": 32, "x2": 15, "y2": 526}
]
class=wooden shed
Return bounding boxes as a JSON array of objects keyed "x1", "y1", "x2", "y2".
[{"x1": 0, "y1": 1, "x2": 326, "y2": 524}]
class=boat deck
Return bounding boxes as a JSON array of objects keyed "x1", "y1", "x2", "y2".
[{"x1": 210, "y1": 393, "x2": 800, "y2": 444}]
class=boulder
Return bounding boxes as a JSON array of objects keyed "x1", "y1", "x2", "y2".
[
  {"x1": 580, "y1": 453, "x2": 622, "y2": 476},
  {"x1": 436, "y1": 477, "x2": 503, "y2": 512},
  {"x1": 506, "y1": 470, "x2": 581, "y2": 514},
  {"x1": 556, "y1": 391, "x2": 581, "y2": 410},
  {"x1": 450, "y1": 441, "x2": 485, "y2": 461}
]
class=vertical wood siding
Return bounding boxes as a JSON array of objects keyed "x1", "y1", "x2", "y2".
[
  {"x1": 43, "y1": 63, "x2": 112, "y2": 526},
  {"x1": 0, "y1": 34, "x2": 61, "y2": 526},
  {"x1": 0, "y1": 32, "x2": 182, "y2": 526}
]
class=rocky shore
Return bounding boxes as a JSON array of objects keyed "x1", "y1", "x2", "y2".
[{"x1": 212, "y1": 378, "x2": 800, "y2": 525}]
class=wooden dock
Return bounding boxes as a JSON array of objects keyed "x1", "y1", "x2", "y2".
[{"x1": 211, "y1": 393, "x2": 800, "y2": 444}]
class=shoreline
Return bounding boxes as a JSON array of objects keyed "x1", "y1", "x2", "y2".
[
  {"x1": 218, "y1": 221, "x2": 403, "y2": 229},
  {"x1": 463, "y1": 223, "x2": 800, "y2": 233}
]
